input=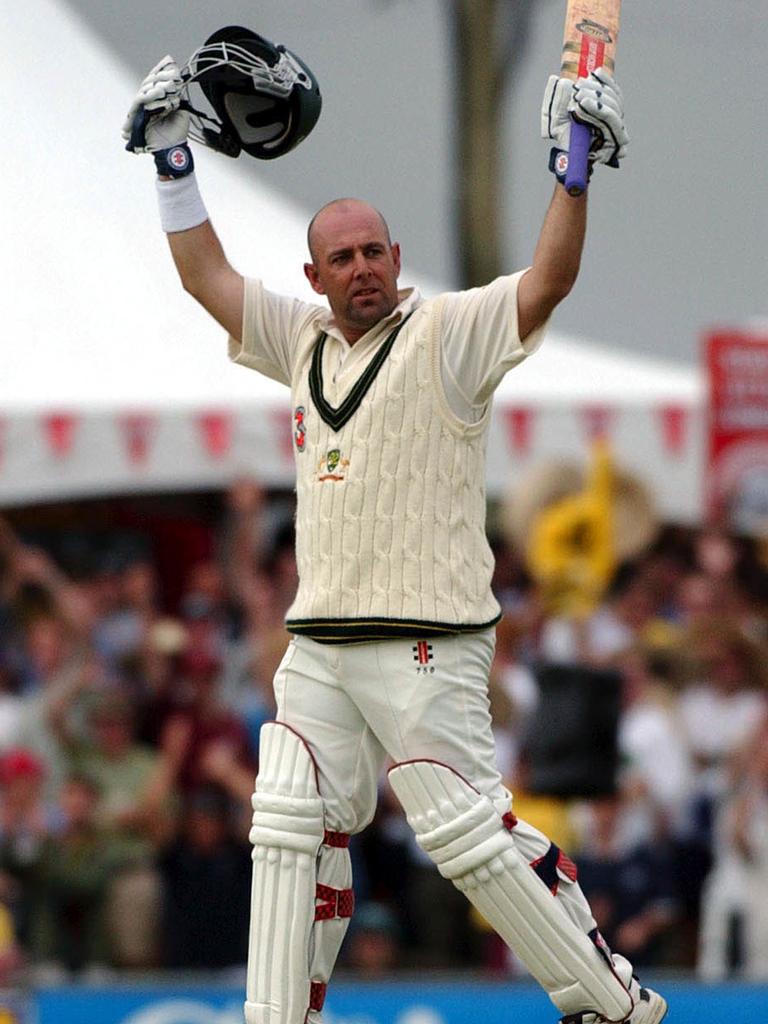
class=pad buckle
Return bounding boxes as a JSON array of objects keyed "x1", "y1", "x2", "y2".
[{"x1": 315, "y1": 883, "x2": 355, "y2": 921}]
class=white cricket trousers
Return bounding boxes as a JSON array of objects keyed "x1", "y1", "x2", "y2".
[
  {"x1": 271, "y1": 629, "x2": 597, "y2": 937},
  {"x1": 273, "y1": 629, "x2": 506, "y2": 832}
]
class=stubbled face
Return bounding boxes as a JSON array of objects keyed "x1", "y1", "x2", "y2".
[{"x1": 304, "y1": 201, "x2": 401, "y2": 343}]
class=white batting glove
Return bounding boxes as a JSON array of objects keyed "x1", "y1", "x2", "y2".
[
  {"x1": 122, "y1": 56, "x2": 190, "y2": 156},
  {"x1": 541, "y1": 69, "x2": 628, "y2": 167}
]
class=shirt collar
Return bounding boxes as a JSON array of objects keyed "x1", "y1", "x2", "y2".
[{"x1": 313, "y1": 287, "x2": 422, "y2": 345}]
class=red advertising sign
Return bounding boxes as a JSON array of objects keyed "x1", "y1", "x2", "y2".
[{"x1": 706, "y1": 329, "x2": 768, "y2": 532}]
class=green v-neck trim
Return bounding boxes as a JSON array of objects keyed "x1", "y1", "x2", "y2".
[{"x1": 309, "y1": 313, "x2": 414, "y2": 432}]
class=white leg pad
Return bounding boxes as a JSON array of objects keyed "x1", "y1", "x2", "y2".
[
  {"x1": 245, "y1": 723, "x2": 325, "y2": 1024},
  {"x1": 388, "y1": 760, "x2": 633, "y2": 1021}
]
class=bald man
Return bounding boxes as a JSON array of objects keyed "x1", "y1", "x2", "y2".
[{"x1": 126, "y1": 53, "x2": 665, "y2": 1024}]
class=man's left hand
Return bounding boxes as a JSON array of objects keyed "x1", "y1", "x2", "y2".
[{"x1": 541, "y1": 68, "x2": 629, "y2": 167}]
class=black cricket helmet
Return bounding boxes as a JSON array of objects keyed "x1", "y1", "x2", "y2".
[{"x1": 182, "y1": 26, "x2": 322, "y2": 160}]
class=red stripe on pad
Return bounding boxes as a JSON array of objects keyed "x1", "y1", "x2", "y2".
[
  {"x1": 315, "y1": 883, "x2": 355, "y2": 920},
  {"x1": 557, "y1": 849, "x2": 578, "y2": 882},
  {"x1": 323, "y1": 830, "x2": 351, "y2": 847},
  {"x1": 308, "y1": 981, "x2": 327, "y2": 1011}
]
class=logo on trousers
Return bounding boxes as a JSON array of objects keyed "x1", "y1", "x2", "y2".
[{"x1": 412, "y1": 641, "x2": 434, "y2": 673}]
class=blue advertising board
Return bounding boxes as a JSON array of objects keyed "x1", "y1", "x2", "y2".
[{"x1": 31, "y1": 979, "x2": 768, "y2": 1024}]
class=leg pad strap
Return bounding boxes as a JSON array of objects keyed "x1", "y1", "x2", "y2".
[{"x1": 315, "y1": 883, "x2": 355, "y2": 921}]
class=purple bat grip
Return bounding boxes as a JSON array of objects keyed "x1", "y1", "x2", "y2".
[{"x1": 565, "y1": 118, "x2": 592, "y2": 196}]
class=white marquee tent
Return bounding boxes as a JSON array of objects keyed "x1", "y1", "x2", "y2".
[{"x1": 2, "y1": 0, "x2": 706, "y2": 520}]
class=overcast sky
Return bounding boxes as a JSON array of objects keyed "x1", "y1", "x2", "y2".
[{"x1": 69, "y1": 0, "x2": 766, "y2": 365}]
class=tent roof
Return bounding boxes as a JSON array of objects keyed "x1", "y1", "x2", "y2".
[
  {"x1": 3, "y1": 0, "x2": 703, "y2": 416},
  {"x1": 2, "y1": 0, "x2": 316, "y2": 412},
  {"x1": 498, "y1": 329, "x2": 704, "y2": 406}
]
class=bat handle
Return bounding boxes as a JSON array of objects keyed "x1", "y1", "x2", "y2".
[{"x1": 565, "y1": 118, "x2": 592, "y2": 196}]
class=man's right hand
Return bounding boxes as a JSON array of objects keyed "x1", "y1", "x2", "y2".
[
  {"x1": 125, "y1": 57, "x2": 244, "y2": 339},
  {"x1": 122, "y1": 56, "x2": 190, "y2": 155}
]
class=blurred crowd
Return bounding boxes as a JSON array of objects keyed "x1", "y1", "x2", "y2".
[{"x1": 0, "y1": 481, "x2": 766, "y2": 985}]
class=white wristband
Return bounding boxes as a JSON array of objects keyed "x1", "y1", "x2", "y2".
[{"x1": 155, "y1": 173, "x2": 209, "y2": 233}]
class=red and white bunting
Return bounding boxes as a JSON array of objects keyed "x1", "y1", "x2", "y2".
[
  {"x1": 503, "y1": 407, "x2": 534, "y2": 455},
  {"x1": 44, "y1": 412, "x2": 77, "y2": 459},
  {"x1": 120, "y1": 413, "x2": 155, "y2": 467},
  {"x1": 659, "y1": 404, "x2": 688, "y2": 456},
  {"x1": 198, "y1": 411, "x2": 232, "y2": 459},
  {"x1": 582, "y1": 405, "x2": 613, "y2": 442}
]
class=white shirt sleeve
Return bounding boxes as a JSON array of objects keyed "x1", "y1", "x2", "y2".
[
  {"x1": 228, "y1": 278, "x2": 324, "y2": 386},
  {"x1": 439, "y1": 270, "x2": 549, "y2": 420}
]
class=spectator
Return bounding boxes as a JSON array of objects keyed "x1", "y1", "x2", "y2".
[
  {"x1": 128, "y1": 617, "x2": 189, "y2": 747},
  {"x1": 0, "y1": 524, "x2": 99, "y2": 801},
  {"x1": 93, "y1": 558, "x2": 160, "y2": 668},
  {"x1": 678, "y1": 620, "x2": 768, "y2": 823},
  {"x1": 225, "y1": 624, "x2": 284, "y2": 758},
  {"x1": 28, "y1": 774, "x2": 115, "y2": 974},
  {"x1": 671, "y1": 619, "x2": 768, "y2": 964},
  {"x1": 0, "y1": 749, "x2": 57, "y2": 962},
  {"x1": 0, "y1": 667, "x2": 24, "y2": 755},
  {"x1": 158, "y1": 785, "x2": 251, "y2": 969},
  {"x1": 538, "y1": 560, "x2": 659, "y2": 668},
  {"x1": 154, "y1": 648, "x2": 255, "y2": 816},
  {"x1": 616, "y1": 643, "x2": 694, "y2": 841},
  {"x1": 342, "y1": 901, "x2": 401, "y2": 978},
  {"x1": 573, "y1": 796, "x2": 680, "y2": 969},
  {"x1": 13, "y1": 641, "x2": 96, "y2": 804},
  {"x1": 698, "y1": 719, "x2": 768, "y2": 980},
  {"x1": 60, "y1": 690, "x2": 174, "y2": 969},
  {"x1": 691, "y1": 529, "x2": 751, "y2": 626},
  {"x1": 488, "y1": 615, "x2": 539, "y2": 785}
]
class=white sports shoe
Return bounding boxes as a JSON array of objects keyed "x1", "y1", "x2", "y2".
[
  {"x1": 618, "y1": 977, "x2": 668, "y2": 1024},
  {"x1": 559, "y1": 955, "x2": 668, "y2": 1024}
]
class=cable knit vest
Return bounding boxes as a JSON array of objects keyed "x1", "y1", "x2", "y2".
[{"x1": 285, "y1": 298, "x2": 501, "y2": 643}]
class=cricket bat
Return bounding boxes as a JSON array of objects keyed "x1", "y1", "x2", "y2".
[{"x1": 560, "y1": 0, "x2": 621, "y2": 195}]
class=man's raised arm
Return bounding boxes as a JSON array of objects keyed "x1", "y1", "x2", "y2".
[
  {"x1": 517, "y1": 186, "x2": 586, "y2": 342},
  {"x1": 163, "y1": 212, "x2": 244, "y2": 342},
  {"x1": 122, "y1": 56, "x2": 244, "y2": 341},
  {"x1": 518, "y1": 69, "x2": 629, "y2": 341}
]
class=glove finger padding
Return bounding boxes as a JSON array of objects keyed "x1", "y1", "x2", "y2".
[
  {"x1": 122, "y1": 56, "x2": 187, "y2": 153},
  {"x1": 541, "y1": 74, "x2": 574, "y2": 149},
  {"x1": 136, "y1": 58, "x2": 184, "y2": 113},
  {"x1": 570, "y1": 69, "x2": 629, "y2": 165}
]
